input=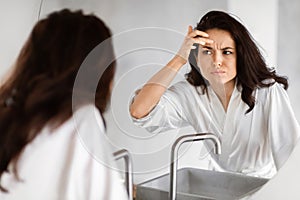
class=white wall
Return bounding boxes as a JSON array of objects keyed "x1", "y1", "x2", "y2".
[
  {"x1": 277, "y1": 0, "x2": 300, "y2": 121},
  {"x1": 0, "y1": 0, "x2": 42, "y2": 83}
]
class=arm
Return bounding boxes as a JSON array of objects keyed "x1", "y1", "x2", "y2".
[{"x1": 130, "y1": 26, "x2": 213, "y2": 119}]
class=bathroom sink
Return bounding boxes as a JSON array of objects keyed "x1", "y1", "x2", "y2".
[{"x1": 136, "y1": 167, "x2": 269, "y2": 200}]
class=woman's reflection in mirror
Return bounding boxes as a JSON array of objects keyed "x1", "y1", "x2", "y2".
[{"x1": 130, "y1": 10, "x2": 300, "y2": 179}]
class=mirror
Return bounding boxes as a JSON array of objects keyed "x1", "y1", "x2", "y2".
[{"x1": 0, "y1": 0, "x2": 299, "y2": 199}]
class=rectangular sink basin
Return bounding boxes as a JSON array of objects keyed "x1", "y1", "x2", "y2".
[{"x1": 136, "y1": 167, "x2": 269, "y2": 200}]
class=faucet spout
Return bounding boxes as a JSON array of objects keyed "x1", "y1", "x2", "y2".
[
  {"x1": 114, "y1": 149, "x2": 133, "y2": 200},
  {"x1": 169, "y1": 133, "x2": 221, "y2": 200}
]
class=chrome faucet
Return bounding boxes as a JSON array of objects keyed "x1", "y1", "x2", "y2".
[
  {"x1": 114, "y1": 149, "x2": 134, "y2": 200},
  {"x1": 169, "y1": 133, "x2": 221, "y2": 200}
]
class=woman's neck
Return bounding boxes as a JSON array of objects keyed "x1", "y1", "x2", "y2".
[{"x1": 210, "y1": 79, "x2": 236, "y2": 112}]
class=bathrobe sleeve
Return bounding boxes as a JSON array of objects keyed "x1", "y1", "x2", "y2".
[
  {"x1": 132, "y1": 82, "x2": 190, "y2": 134},
  {"x1": 267, "y1": 83, "x2": 300, "y2": 170}
]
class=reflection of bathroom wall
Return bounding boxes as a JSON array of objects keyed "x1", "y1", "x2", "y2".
[
  {"x1": 277, "y1": 0, "x2": 300, "y2": 121},
  {"x1": 228, "y1": 0, "x2": 278, "y2": 68}
]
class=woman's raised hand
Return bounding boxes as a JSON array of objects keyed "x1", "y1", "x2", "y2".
[
  {"x1": 176, "y1": 25, "x2": 213, "y2": 64},
  {"x1": 130, "y1": 26, "x2": 213, "y2": 119}
]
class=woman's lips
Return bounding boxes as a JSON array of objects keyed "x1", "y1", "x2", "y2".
[{"x1": 211, "y1": 70, "x2": 225, "y2": 75}]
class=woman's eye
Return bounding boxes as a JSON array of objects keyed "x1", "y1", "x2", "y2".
[
  {"x1": 202, "y1": 50, "x2": 212, "y2": 55},
  {"x1": 223, "y1": 50, "x2": 233, "y2": 55}
]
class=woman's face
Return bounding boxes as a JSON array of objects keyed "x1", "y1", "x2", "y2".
[{"x1": 197, "y1": 28, "x2": 237, "y2": 88}]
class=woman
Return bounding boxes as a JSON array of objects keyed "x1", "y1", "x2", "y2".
[
  {"x1": 130, "y1": 10, "x2": 300, "y2": 178},
  {"x1": 0, "y1": 9, "x2": 128, "y2": 199}
]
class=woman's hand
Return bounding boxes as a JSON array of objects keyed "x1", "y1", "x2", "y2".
[
  {"x1": 176, "y1": 25, "x2": 213, "y2": 64},
  {"x1": 130, "y1": 26, "x2": 213, "y2": 119}
]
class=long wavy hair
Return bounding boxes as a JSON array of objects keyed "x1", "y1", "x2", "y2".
[
  {"x1": 0, "y1": 9, "x2": 115, "y2": 191},
  {"x1": 186, "y1": 10, "x2": 288, "y2": 113}
]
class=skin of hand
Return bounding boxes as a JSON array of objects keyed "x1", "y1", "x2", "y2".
[
  {"x1": 130, "y1": 26, "x2": 213, "y2": 119},
  {"x1": 176, "y1": 25, "x2": 214, "y2": 65}
]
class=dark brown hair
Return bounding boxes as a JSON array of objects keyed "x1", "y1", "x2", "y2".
[
  {"x1": 0, "y1": 9, "x2": 115, "y2": 191},
  {"x1": 186, "y1": 10, "x2": 288, "y2": 113}
]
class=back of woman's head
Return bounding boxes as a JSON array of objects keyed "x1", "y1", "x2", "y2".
[
  {"x1": 186, "y1": 10, "x2": 288, "y2": 113},
  {"x1": 11, "y1": 9, "x2": 115, "y2": 111},
  {"x1": 0, "y1": 9, "x2": 115, "y2": 190}
]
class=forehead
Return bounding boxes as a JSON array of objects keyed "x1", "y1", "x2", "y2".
[{"x1": 205, "y1": 28, "x2": 235, "y2": 48}]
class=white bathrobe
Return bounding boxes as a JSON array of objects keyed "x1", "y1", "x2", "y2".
[
  {"x1": 0, "y1": 105, "x2": 128, "y2": 200},
  {"x1": 133, "y1": 80, "x2": 300, "y2": 178}
]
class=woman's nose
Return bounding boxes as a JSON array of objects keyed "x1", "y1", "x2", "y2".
[{"x1": 213, "y1": 52, "x2": 222, "y2": 68}]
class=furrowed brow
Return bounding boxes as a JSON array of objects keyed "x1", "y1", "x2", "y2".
[
  {"x1": 221, "y1": 47, "x2": 235, "y2": 50},
  {"x1": 202, "y1": 46, "x2": 213, "y2": 49}
]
